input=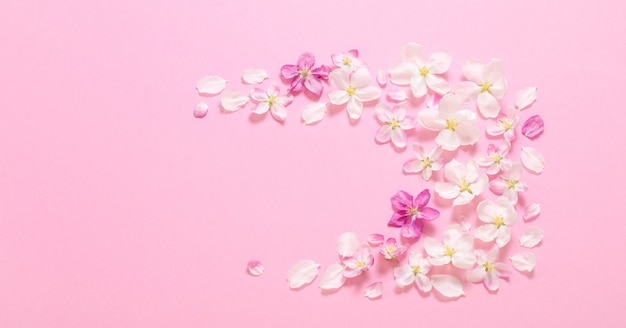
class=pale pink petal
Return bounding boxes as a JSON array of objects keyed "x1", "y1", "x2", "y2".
[
  {"x1": 249, "y1": 88, "x2": 268, "y2": 102},
  {"x1": 423, "y1": 237, "x2": 444, "y2": 258},
  {"x1": 368, "y1": 234, "x2": 384, "y2": 246},
  {"x1": 524, "y1": 203, "x2": 541, "y2": 221},
  {"x1": 220, "y1": 90, "x2": 249, "y2": 112},
  {"x1": 389, "y1": 62, "x2": 418, "y2": 86},
  {"x1": 431, "y1": 274, "x2": 465, "y2": 298},
  {"x1": 509, "y1": 252, "x2": 536, "y2": 272},
  {"x1": 490, "y1": 179, "x2": 508, "y2": 195},
  {"x1": 329, "y1": 69, "x2": 350, "y2": 89},
  {"x1": 197, "y1": 75, "x2": 227, "y2": 95},
  {"x1": 337, "y1": 232, "x2": 360, "y2": 258},
  {"x1": 410, "y1": 76, "x2": 428, "y2": 98},
  {"x1": 436, "y1": 129, "x2": 461, "y2": 151},
  {"x1": 287, "y1": 260, "x2": 320, "y2": 289},
  {"x1": 304, "y1": 77, "x2": 324, "y2": 98},
  {"x1": 415, "y1": 275, "x2": 432, "y2": 292},
  {"x1": 455, "y1": 81, "x2": 481, "y2": 103},
  {"x1": 452, "y1": 252, "x2": 476, "y2": 269},
  {"x1": 346, "y1": 98, "x2": 363, "y2": 119},
  {"x1": 477, "y1": 92, "x2": 501, "y2": 118},
  {"x1": 355, "y1": 86, "x2": 382, "y2": 102},
  {"x1": 522, "y1": 115, "x2": 544, "y2": 139},
  {"x1": 455, "y1": 123, "x2": 481, "y2": 146},
  {"x1": 193, "y1": 102, "x2": 209, "y2": 118},
  {"x1": 394, "y1": 266, "x2": 415, "y2": 288},
  {"x1": 486, "y1": 123, "x2": 506, "y2": 137},
  {"x1": 490, "y1": 79, "x2": 508, "y2": 99},
  {"x1": 484, "y1": 270, "x2": 500, "y2": 291},
  {"x1": 351, "y1": 67, "x2": 373, "y2": 89},
  {"x1": 474, "y1": 224, "x2": 498, "y2": 242},
  {"x1": 443, "y1": 159, "x2": 466, "y2": 185},
  {"x1": 417, "y1": 108, "x2": 447, "y2": 131},
  {"x1": 470, "y1": 175, "x2": 488, "y2": 196},
  {"x1": 251, "y1": 101, "x2": 270, "y2": 115},
  {"x1": 429, "y1": 256, "x2": 451, "y2": 266},
  {"x1": 277, "y1": 94, "x2": 293, "y2": 107},
  {"x1": 462, "y1": 58, "x2": 484, "y2": 83},
  {"x1": 452, "y1": 192, "x2": 474, "y2": 206},
  {"x1": 425, "y1": 51, "x2": 452, "y2": 74},
  {"x1": 242, "y1": 68, "x2": 268, "y2": 84},
  {"x1": 494, "y1": 263, "x2": 512, "y2": 278},
  {"x1": 425, "y1": 74, "x2": 450, "y2": 95},
  {"x1": 376, "y1": 125, "x2": 392, "y2": 143},
  {"x1": 520, "y1": 226, "x2": 544, "y2": 248},
  {"x1": 377, "y1": 69, "x2": 388, "y2": 86},
  {"x1": 400, "y1": 42, "x2": 425, "y2": 64},
  {"x1": 301, "y1": 102, "x2": 327, "y2": 125},
  {"x1": 364, "y1": 282, "x2": 383, "y2": 299},
  {"x1": 387, "y1": 89, "x2": 408, "y2": 102},
  {"x1": 403, "y1": 159, "x2": 423, "y2": 174},
  {"x1": 270, "y1": 104, "x2": 287, "y2": 122},
  {"x1": 328, "y1": 90, "x2": 350, "y2": 105},
  {"x1": 515, "y1": 87, "x2": 537, "y2": 110},
  {"x1": 247, "y1": 260, "x2": 264, "y2": 276},
  {"x1": 466, "y1": 268, "x2": 487, "y2": 283},
  {"x1": 281, "y1": 64, "x2": 299, "y2": 79},
  {"x1": 495, "y1": 227, "x2": 512, "y2": 247},
  {"x1": 520, "y1": 147, "x2": 546, "y2": 174},
  {"x1": 318, "y1": 264, "x2": 346, "y2": 290},
  {"x1": 483, "y1": 59, "x2": 506, "y2": 83},
  {"x1": 437, "y1": 93, "x2": 462, "y2": 118},
  {"x1": 435, "y1": 182, "x2": 460, "y2": 199},
  {"x1": 454, "y1": 233, "x2": 474, "y2": 252},
  {"x1": 390, "y1": 129, "x2": 407, "y2": 148},
  {"x1": 422, "y1": 168, "x2": 433, "y2": 180}
]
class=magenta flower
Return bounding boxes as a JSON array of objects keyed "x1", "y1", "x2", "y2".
[
  {"x1": 388, "y1": 189, "x2": 440, "y2": 239},
  {"x1": 342, "y1": 246, "x2": 374, "y2": 278},
  {"x1": 281, "y1": 53, "x2": 331, "y2": 97},
  {"x1": 380, "y1": 237, "x2": 408, "y2": 260}
]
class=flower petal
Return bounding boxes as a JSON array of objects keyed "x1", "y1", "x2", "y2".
[
  {"x1": 346, "y1": 98, "x2": 363, "y2": 120},
  {"x1": 355, "y1": 86, "x2": 382, "y2": 102},
  {"x1": 220, "y1": 90, "x2": 249, "y2": 112},
  {"x1": 368, "y1": 234, "x2": 384, "y2": 246},
  {"x1": 484, "y1": 270, "x2": 500, "y2": 291},
  {"x1": 247, "y1": 260, "x2": 264, "y2": 276},
  {"x1": 425, "y1": 74, "x2": 450, "y2": 95},
  {"x1": 197, "y1": 75, "x2": 227, "y2": 95},
  {"x1": 242, "y1": 68, "x2": 268, "y2": 84},
  {"x1": 364, "y1": 282, "x2": 383, "y2": 299},
  {"x1": 431, "y1": 274, "x2": 465, "y2": 298},
  {"x1": 474, "y1": 224, "x2": 498, "y2": 242},
  {"x1": 426, "y1": 51, "x2": 452, "y2": 74},
  {"x1": 390, "y1": 129, "x2": 407, "y2": 148},
  {"x1": 417, "y1": 108, "x2": 446, "y2": 131},
  {"x1": 377, "y1": 69, "x2": 388, "y2": 86},
  {"x1": 401, "y1": 220, "x2": 423, "y2": 239},
  {"x1": 387, "y1": 89, "x2": 408, "y2": 102},
  {"x1": 522, "y1": 115, "x2": 544, "y2": 140},
  {"x1": 287, "y1": 260, "x2": 320, "y2": 289},
  {"x1": 301, "y1": 102, "x2": 327, "y2": 125},
  {"x1": 304, "y1": 77, "x2": 324, "y2": 98},
  {"x1": 509, "y1": 252, "x2": 537, "y2": 272},
  {"x1": 415, "y1": 275, "x2": 432, "y2": 292},
  {"x1": 193, "y1": 102, "x2": 209, "y2": 118},
  {"x1": 520, "y1": 147, "x2": 546, "y2": 174},
  {"x1": 466, "y1": 268, "x2": 487, "y2": 283},
  {"x1": 318, "y1": 263, "x2": 346, "y2": 290},
  {"x1": 388, "y1": 62, "x2": 417, "y2": 86},
  {"x1": 524, "y1": 203, "x2": 541, "y2": 221},
  {"x1": 477, "y1": 92, "x2": 500, "y2": 118},
  {"x1": 520, "y1": 226, "x2": 544, "y2": 248},
  {"x1": 515, "y1": 87, "x2": 537, "y2": 110},
  {"x1": 435, "y1": 182, "x2": 460, "y2": 200},
  {"x1": 394, "y1": 266, "x2": 415, "y2": 288},
  {"x1": 328, "y1": 90, "x2": 350, "y2": 105},
  {"x1": 337, "y1": 232, "x2": 360, "y2": 258}
]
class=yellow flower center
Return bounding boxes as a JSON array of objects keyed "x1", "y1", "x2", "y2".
[
  {"x1": 506, "y1": 180, "x2": 518, "y2": 189},
  {"x1": 387, "y1": 120, "x2": 401, "y2": 130},
  {"x1": 342, "y1": 57, "x2": 353, "y2": 66},
  {"x1": 493, "y1": 215, "x2": 505, "y2": 228},
  {"x1": 480, "y1": 82, "x2": 492, "y2": 93},
  {"x1": 482, "y1": 262, "x2": 494, "y2": 272},
  {"x1": 444, "y1": 246, "x2": 455, "y2": 258},
  {"x1": 412, "y1": 266, "x2": 421, "y2": 275},
  {"x1": 346, "y1": 86, "x2": 356, "y2": 96},
  {"x1": 299, "y1": 68, "x2": 311, "y2": 78},
  {"x1": 419, "y1": 67, "x2": 429, "y2": 77},
  {"x1": 421, "y1": 157, "x2": 433, "y2": 169},
  {"x1": 407, "y1": 205, "x2": 419, "y2": 217},
  {"x1": 355, "y1": 260, "x2": 366, "y2": 268},
  {"x1": 500, "y1": 119, "x2": 512, "y2": 131},
  {"x1": 491, "y1": 154, "x2": 502, "y2": 164},
  {"x1": 446, "y1": 119, "x2": 458, "y2": 131},
  {"x1": 459, "y1": 180, "x2": 473, "y2": 194},
  {"x1": 266, "y1": 95, "x2": 277, "y2": 107}
]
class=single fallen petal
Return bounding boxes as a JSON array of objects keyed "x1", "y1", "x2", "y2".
[
  {"x1": 247, "y1": 260, "x2": 264, "y2": 276},
  {"x1": 515, "y1": 87, "x2": 537, "y2": 110},
  {"x1": 509, "y1": 252, "x2": 536, "y2": 272},
  {"x1": 337, "y1": 232, "x2": 360, "y2": 258},
  {"x1": 431, "y1": 274, "x2": 465, "y2": 298},
  {"x1": 242, "y1": 68, "x2": 268, "y2": 84},
  {"x1": 367, "y1": 234, "x2": 384, "y2": 246},
  {"x1": 524, "y1": 203, "x2": 541, "y2": 221},
  {"x1": 193, "y1": 102, "x2": 209, "y2": 118},
  {"x1": 220, "y1": 90, "x2": 249, "y2": 112},
  {"x1": 520, "y1": 147, "x2": 546, "y2": 174},
  {"x1": 287, "y1": 260, "x2": 321, "y2": 289},
  {"x1": 520, "y1": 226, "x2": 544, "y2": 248},
  {"x1": 377, "y1": 69, "x2": 388, "y2": 87},
  {"x1": 387, "y1": 89, "x2": 408, "y2": 102},
  {"x1": 301, "y1": 102, "x2": 327, "y2": 125},
  {"x1": 197, "y1": 75, "x2": 228, "y2": 95},
  {"x1": 318, "y1": 264, "x2": 346, "y2": 290},
  {"x1": 364, "y1": 282, "x2": 383, "y2": 299},
  {"x1": 522, "y1": 115, "x2": 544, "y2": 139}
]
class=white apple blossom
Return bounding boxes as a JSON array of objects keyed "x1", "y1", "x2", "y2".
[
  {"x1": 388, "y1": 42, "x2": 451, "y2": 98},
  {"x1": 466, "y1": 246, "x2": 511, "y2": 291},
  {"x1": 403, "y1": 143, "x2": 444, "y2": 181},
  {"x1": 424, "y1": 228, "x2": 476, "y2": 269},
  {"x1": 486, "y1": 106, "x2": 519, "y2": 141},
  {"x1": 474, "y1": 197, "x2": 518, "y2": 247},
  {"x1": 475, "y1": 140, "x2": 512, "y2": 175},
  {"x1": 456, "y1": 58, "x2": 508, "y2": 118},
  {"x1": 331, "y1": 49, "x2": 364, "y2": 71},
  {"x1": 374, "y1": 104, "x2": 415, "y2": 148},
  {"x1": 490, "y1": 162, "x2": 528, "y2": 205},
  {"x1": 249, "y1": 83, "x2": 293, "y2": 122},
  {"x1": 393, "y1": 251, "x2": 432, "y2": 292},
  {"x1": 328, "y1": 67, "x2": 381, "y2": 120},
  {"x1": 435, "y1": 159, "x2": 488, "y2": 206}
]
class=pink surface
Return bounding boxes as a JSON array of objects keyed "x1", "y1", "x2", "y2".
[{"x1": 1, "y1": 0, "x2": 624, "y2": 327}]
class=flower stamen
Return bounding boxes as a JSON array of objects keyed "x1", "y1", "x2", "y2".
[
  {"x1": 459, "y1": 180, "x2": 473, "y2": 194},
  {"x1": 444, "y1": 246, "x2": 455, "y2": 258},
  {"x1": 412, "y1": 266, "x2": 421, "y2": 275},
  {"x1": 446, "y1": 119, "x2": 458, "y2": 131},
  {"x1": 346, "y1": 86, "x2": 356, "y2": 96},
  {"x1": 506, "y1": 179, "x2": 518, "y2": 189},
  {"x1": 480, "y1": 82, "x2": 492, "y2": 93},
  {"x1": 421, "y1": 157, "x2": 433, "y2": 169},
  {"x1": 387, "y1": 120, "x2": 401, "y2": 130},
  {"x1": 342, "y1": 57, "x2": 353, "y2": 66},
  {"x1": 482, "y1": 262, "x2": 494, "y2": 272},
  {"x1": 493, "y1": 215, "x2": 505, "y2": 228},
  {"x1": 419, "y1": 67, "x2": 429, "y2": 77}
]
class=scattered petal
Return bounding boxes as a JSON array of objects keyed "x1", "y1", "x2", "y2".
[
  {"x1": 377, "y1": 70, "x2": 388, "y2": 86},
  {"x1": 522, "y1": 115, "x2": 544, "y2": 139},
  {"x1": 197, "y1": 75, "x2": 228, "y2": 95},
  {"x1": 515, "y1": 87, "x2": 537, "y2": 110},
  {"x1": 520, "y1": 147, "x2": 546, "y2": 174},
  {"x1": 509, "y1": 252, "x2": 537, "y2": 272},
  {"x1": 301, "y1": 102, "x2": 327, "y2": 125},
  {"x1": 431, "y1": 274, "x2": 465, "y2": 298},
  {"x1": 287, "y1": 260, "x2": 321, "y2": 289},
  {"x1": 220, "y1": 90, "x2": 249, "y2": 112},
  {"x1": 520, "y1": 226, "x2": 544, "y2": 248},
  {"x1": 247, "y1": 260, "x2": 264, "y2": 276},
  {"x1": 337, "y1": 232, "x2": 360, "y2": 258},
  {"x1": 193, "y1": 102, "x2": 209, "y2": 118},
  {"x1": 368, "y1": 234, "x2": 384, "y2": 246},
  {"x1": 318, "y1": 264, "x2": 346, "y2": 290},
  {"x1": 364, "y1": 282, "x2": 383, "y2": 299},
  {"x1": 524, "y1": 203, "x2": 541, "y2": 221},
  {"x1": 387, "y1": 89, "x2": 408, "y2": 102},
  {"x1": 242, "y1": 68, "x2": 268, "y2": 84}
]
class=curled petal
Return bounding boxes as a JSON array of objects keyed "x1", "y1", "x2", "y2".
[
  {"x1": 220, "y1": 90, "x2": 249, "y2": 112},
  {"x1": 377, "y1": 69, "x2": 388, "y2": 86},
  {"x1": 368, "y1": 234, "x2": 384, "y2": 246},
  {"x1": 242, "y1": 68, "x2": 268, "y2": 84},
  {"x1": 509, "y1": 252, "x2": 537, "y2": 272},
  {"x1": 302, "y1": 102, "x2": 327, "y2": 125},
  {"x1": 193, "y1": 102, "x2": 209, "y2": 118},
  {"x1": 431, "y1": 274, "x2": 465, "y2": 298},
  {"x1": 521, "y1": 147, "x2": 546, "y2": 174},
  {"x1": 387, "y1": 89, "x2": 408, "y2": 102},
  {"x1": 524, "y1": 203, "x2": 541, "y2": 221},
  {"x1": 197, "y1": 75, "x2": 227, "y2": 95},
  {"x1": 287, "y1": 260, "x2": 320, "y2": 289},
  {"x1": 364, "y1": 282, "x2": 383, "y2": 299},
  {"x1": 515, "y1": 87, "x2": 537, "y2": 110},
  {"x1": 522, "y1": 115, "x2": 544, "y2": 139},
  {"x1": 318, "y1": 264, "x2": 346, "y2": 290},
  {"x1": 247, "y1": 260, "x2": 264, "y2": 276},
  {"x1": 520, "y1": 226, "x2": 544, "y2": 248},
  {"x1": 337, "y1": 232, "x2": 360, "y2": 258}
]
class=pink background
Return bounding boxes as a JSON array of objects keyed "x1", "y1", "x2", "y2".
[{"x1": 1, "y1": 0, "x2": 624, "y2": 327}]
